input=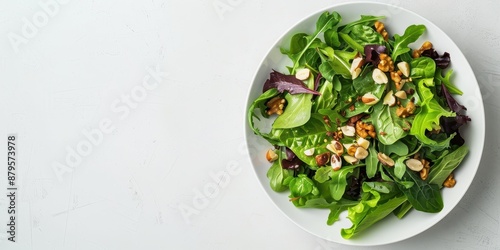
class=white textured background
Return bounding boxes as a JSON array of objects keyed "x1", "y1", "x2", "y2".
[{"x1": 0, "y1": 0, "x2": 499, "y2": 249}]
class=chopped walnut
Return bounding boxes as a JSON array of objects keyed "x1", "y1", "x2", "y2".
[
  {"x1": 412, "y1": 41, "x2": 433, "y2": 58},
  {"x1": 419, "y1": 158, "x2": 431, "y2": 180},
  {"x1": 396, "y1": 100, "x2": 416, "y2": 118},
  {"x1": 443, "y1": 173, "x2": 457, "y2": 188},
  {"x1": 266, "y1": 96, "x2": 286, "y2": 115},
  {"x1": 374, "y1": 21, "x2": 389, "y2": 41},
  {"x1": 378, "y1": 53, "x2": 394, "y2": 72},
  {"x1": 355, "y1": 120, "x2": 376, "y2": 138}
]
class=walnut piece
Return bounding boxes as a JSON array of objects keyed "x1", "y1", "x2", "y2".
[
  {"x1": 266, "y1": 96, "x2": 286, "y2": 115},
  {"x1": 374, "y1": 21, "x2": 389, "y2": 41}
]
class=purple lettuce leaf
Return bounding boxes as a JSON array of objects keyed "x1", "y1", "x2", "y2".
[
  {"x1": 441, "y1": 83, "x2": 466, "y2": 113},
  {"x1": 262, "y1": 70, "x2": 320, "y2": 95},
  {"x1": 281, "y1": 147, "x2": 303, "y2": 170},
  {"x1": 364, "y1": 45, "x2": 387, "y2": 66},
  {"x1": 421, "y1": 49, "x2": 450, "y2": 69},
  {"x1": 314, "y1": 72, "x2": 322, "y2": 91},
  {"x1": 440, "y1": 115, "x2": 470, "y2": 146},
  {"x1": 285, "y1": 147, "x2": 296, "y2": 161}
]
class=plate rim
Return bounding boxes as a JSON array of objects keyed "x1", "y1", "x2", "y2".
[{"x1": 243, "y1": 1, "x2": 485, "y2": 246}]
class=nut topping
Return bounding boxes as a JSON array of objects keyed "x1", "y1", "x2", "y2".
[
  {"x1": 377, "y1": 152, "x2": 394, "y2": 167},
  {"x1": 405, "y1": 158, "x2": 424, "y2": 171},
  {"x1": 372, "y1": 68, "x2": 388, "y2": 84}
]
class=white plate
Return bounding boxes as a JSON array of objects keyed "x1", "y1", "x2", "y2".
[{"x1": 244, "y1": 2, "x2": 485, "y2": 246}]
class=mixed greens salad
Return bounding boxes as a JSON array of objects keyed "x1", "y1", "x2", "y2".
[{"x1": 247, "y1": 11, "x2": 471, "y2": 239}]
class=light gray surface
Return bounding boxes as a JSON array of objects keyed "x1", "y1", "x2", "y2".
[{"x1": 0, "y1": 0, "x2": 498, "y2": 249}]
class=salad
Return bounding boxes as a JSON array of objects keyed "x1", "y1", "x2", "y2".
[{"x1": 247, "y1": 11, "x2": 470, "y2": 239}]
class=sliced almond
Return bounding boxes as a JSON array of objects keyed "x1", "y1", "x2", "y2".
[
  {"x1": 354, "y1": 147, "x2": 369, "y2": 160},
  {"x1": 350, "y1": 57, "x2": 364, "y2": 79},
  {"x1": 351, "y1": 68, "x2": 361, "y2": 80},
  {"x1": 341, "y1": 125, "x2": 356, "y2": 137},
  {"x1": 383, "y1": 90, "x2": 396, "y2": 106},
  {"x1": 406, "y1": 158, "x2": 424, "y2": 171},
  {"x1": 372, "y1": 68, "x2": 388, "y2": 84},
  {"x1": 397, "y1": 61, "x2": 410, "y2": 77},
  {"x1": 394, "y1": 90, "x2": 407, "y2": 99},
  {"x1": 266, "y1": 149, "x2": 278, "y2": 162},
  {"x1": 326, "y1": 140, "x2": 344, "y2": 155},
  {"x1": 361, "y1": 93, "x2": 380, "y2": 106},
  {"x1": 377, "y1": 152, "x2": 394, "y2": 167},
  {"x1": 343, "y1": 155, "x2": 359, "y2": 165},
  {"x1": 295, "y1": 68, "x2": 311, "y2": 80},
  {"x1": 331, "y1": 154, "x2": 342, "y2": 170},
  {"x1": 357, "y1": 137, "x2": 370, "y2": 150},
  {"x1": 304, "y1": 148, "x2": 315, "y2": 156}
]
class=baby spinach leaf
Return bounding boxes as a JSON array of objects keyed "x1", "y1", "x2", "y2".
[
  {"x1": 410, "y1": 57, "x2": 436, "y2": 79},
  {"x1": 273, "y1": 76, "x2": 315, "y2": 129},
  {"x1": 340, "y1": 15, "x2": 385, "y2": 34},
  {"x1": 428, "y1": 145, "x2": 468, "y2": 186},
  {"x1": 289, "y1": 174, "x2": 317, "y2": 197},
  {"x1": 267, "y1": 160, "x2": 293, "y2": 192},
  {"x1": 370, "y1": 101, "x2": 407, "y2": 145},
  {"x1": 273, "y1": 114, "x2": 330, "y2": 167},
  {"x1": 391, "y1": 24, "x2": 426, "y2": 61},
  {"x1": 324, "y1": 29, "x2": 340, "y2": 48},
  {"x1": 378, "y1": 140, "x2": 409, "y2": 156},
  {"x1": 352, "y1": 66, "x2": 379, "y2": 94},
  {"x1": 350, "y1": 24, "x2": 385, "y2": 46},
  {"x1": 389, "y1": 167, "x2": 444, "y2": 213}
]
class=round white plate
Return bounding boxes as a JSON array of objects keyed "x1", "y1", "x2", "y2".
[{"x1": 244, "y1": 2, "x2": 485, "y2": 246}]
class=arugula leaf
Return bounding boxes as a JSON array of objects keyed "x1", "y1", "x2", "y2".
[
  {"x1": 428, "y1": 145, "x2": 468, "y2": 186},
  {"x1": 284, "y1": 11, "x2": 341, "y2": 74},
  {"x1": 312, "y1": 80, "x2": 337, "y2": 112},
  {"x1": 338, "y1": 32, "x2": 364, "y2": 54},
  {"x1": 365, "y1": 144, "x2": 379, "y2": 178},
  {"x1": 314, "y1": 166, "x2": 333, "y2": 183},
  {"x1": 319, "y1": 47, "x2": 354, "y2": 80},
  {"x1": 330, "y1": 165, "x2": 358, "y2": 200},
  {"x1": 391, "y1": 24, "x2": 426, "y2": 61},
  {"x1": 394, "y1": 201, "x2": 413, "y2": 219}
]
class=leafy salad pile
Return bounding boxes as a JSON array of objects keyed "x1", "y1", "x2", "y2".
[{"x1": 247, "y1": 11, "x2": 471, "y2": 239}]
